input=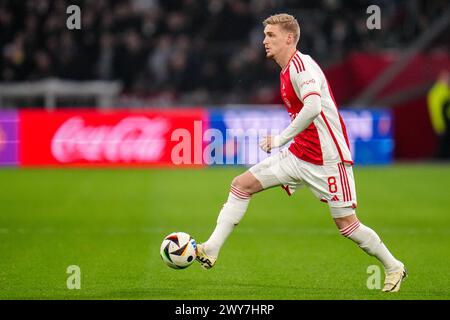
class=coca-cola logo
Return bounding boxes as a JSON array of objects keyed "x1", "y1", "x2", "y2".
[{"x1": 51, "y1": 116, "x2": 170, "y2": 163}]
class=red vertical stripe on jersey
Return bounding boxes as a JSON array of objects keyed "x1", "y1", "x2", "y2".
[
  {"x1": 344, "y1": 163, "x2": 352, "y2": 200},
  {"x1": 340, "y1": 163, "x2": 349, "y2": 201},
  {"x1": 338, "y1": 163, "x2": 346, "y2": 201},
  {"x1": 293, "y1": 56, "x2": 303, "y2": 72},
  {"x1": 343, "y1": 163, "x2": 352, "y2": 201},
  {"x1": 339, "y1": 163, "x2": 351, "y2": 201},
  {"x1": 325, "y1": 74, "x2": 352, "y2": 153},
  {"x1": 338, "y1": 163, "x2": 347, "y2": 201},
  {"x1": 320, "y1": 111, "x2": 345, "y2": 162},
  {"x1": 310, "y1": 56, "x2": 352, "y2": 160},
  {"x1": 296, "y1": 55, "x2": 305, "y2": 71},
  {"x1": 291, "y1": 58, "x2": 300, "y2": 73}
]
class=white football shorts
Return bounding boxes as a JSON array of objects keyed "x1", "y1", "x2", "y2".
[{"x1": 249, "y1": 148, "x2": 357, "y2": 218}]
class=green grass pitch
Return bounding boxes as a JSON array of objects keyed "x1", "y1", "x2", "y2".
[{"x1": 0, "y1": 164, "x2": 449, "y2": 300}]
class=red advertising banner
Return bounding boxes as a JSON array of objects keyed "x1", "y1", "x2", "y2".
[{"x1": 19, "y1": 109, "x2": 208, "y2": 166}]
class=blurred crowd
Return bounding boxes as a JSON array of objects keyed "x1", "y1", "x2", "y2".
[{"x1": 0, "y1": 0, "x2": 448, "y2": 105}]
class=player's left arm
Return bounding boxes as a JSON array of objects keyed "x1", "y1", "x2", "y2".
[{"x1": 260, "y1": 69, "x2": 322, "y2": 152}]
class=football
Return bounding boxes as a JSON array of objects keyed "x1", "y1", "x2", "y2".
[{"x1": 160, "y1": 232, "x2": 197, "y2": 269}]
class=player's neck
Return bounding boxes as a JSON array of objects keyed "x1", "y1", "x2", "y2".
[{"x1": 277, "y1": 47, "x2": 298, "y2": 70}]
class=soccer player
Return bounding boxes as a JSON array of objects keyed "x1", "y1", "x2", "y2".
[{"x1": 196, "y1": 13, "x2": 407, "y2": 292}]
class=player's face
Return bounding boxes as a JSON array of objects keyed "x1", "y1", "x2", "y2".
[{"x1": 263, "y1": 24, "x2": 290, "y2": 59}]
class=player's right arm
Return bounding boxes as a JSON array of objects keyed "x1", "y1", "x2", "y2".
[
  {"x1": 271, "y1": 93, "x2": 321, "y2": 147},
  {"x1": 260, "y1": 68, "x2": 322, "y2": 152}
]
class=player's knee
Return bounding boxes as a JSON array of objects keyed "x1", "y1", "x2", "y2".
[
  {"x1": 231, "y1": 175, "x2": 249, "y2": 193},
  {"x1": 331, "y1": 208, "x2": 358, "y2": 236},
  {"x1": 231, "y1": 173, "x2": 259, "y2": 195}
]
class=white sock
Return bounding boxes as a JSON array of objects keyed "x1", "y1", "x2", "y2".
[
  {"x1": 204, "y1": 185, "x2": 251, "y2": 258},
  {"x1": 340, "y1": 220, "x2": 403, "y2": 273}
]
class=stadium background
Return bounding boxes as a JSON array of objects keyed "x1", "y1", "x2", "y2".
[{"x1": 0, "y1": 0, "x2": 449, "y2": 299}]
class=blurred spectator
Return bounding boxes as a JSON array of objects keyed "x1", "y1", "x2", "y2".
[
  {"x1": 97, "y1": 33, "x2": 115, "y2": 80},
  {"x1": 147, "y1": 35, "x2": 172, "y2": 87},
  {"x1": 0, "y1": 0, "x2": 448, "y2": 105},
  {"x1": 427, "y1": 71, "x2": 450, "y2": 159},
  {"x1": 113, "y1": 30, "x2": 147, "y2": 90}
]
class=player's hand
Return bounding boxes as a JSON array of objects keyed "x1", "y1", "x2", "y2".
[{"x1": 259, "y1": 136, "x2": 273, "y2": 153}]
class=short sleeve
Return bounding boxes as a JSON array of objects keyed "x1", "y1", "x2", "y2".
[{"x1": 290, "y1": 68, "x2": 322, "y2": 103}]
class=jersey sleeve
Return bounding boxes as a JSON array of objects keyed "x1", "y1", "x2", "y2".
[{"x1": 290, "y1": 67, "x2": 322, "y2": 103}]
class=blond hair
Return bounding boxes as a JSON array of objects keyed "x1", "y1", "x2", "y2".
[{"x1": 263, "y1": 13, "x2": 300, "y2": 44}]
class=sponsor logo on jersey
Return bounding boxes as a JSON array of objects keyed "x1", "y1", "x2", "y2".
[{"x1": 300, "y1": 78, "x2": 315, "y2": 88}]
